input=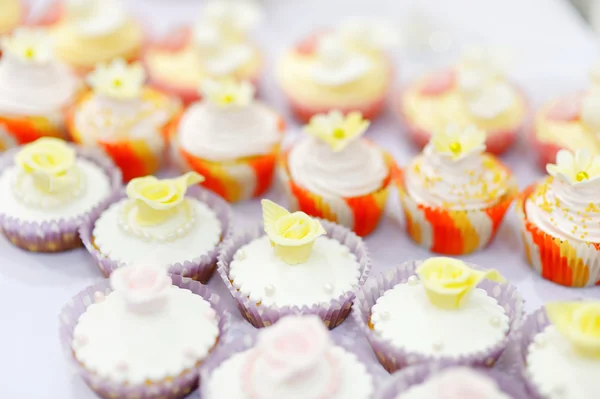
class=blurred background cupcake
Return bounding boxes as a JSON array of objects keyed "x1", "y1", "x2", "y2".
[{"x1": 0, "y1": 0, "x2": 23, "y2": 37}]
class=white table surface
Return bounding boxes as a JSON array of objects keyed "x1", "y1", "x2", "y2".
[{"x1": 2, "y1": 0, "x2": 600, "y2": 397}]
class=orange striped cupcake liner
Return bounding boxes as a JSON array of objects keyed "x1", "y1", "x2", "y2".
[
  {"x1": 0, "y1": 114, "x2": 66, "y2": 151},
  {"x1": 395, "y1": 167, "x2": 517, "y2": 255},
  {"x1": 516, "y1": 184, "x2": 600, "y2": 287}
]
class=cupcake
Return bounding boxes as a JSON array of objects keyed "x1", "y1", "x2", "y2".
[
  {"x1": 0, "y1": 28, "x2": 80, "y2": 152},
  {"x1": 353, "y1": 258, "x2": 524, "y2": 373},
  {"x1": 531, "y1": 64, "x2": 600, "y2": 169},
  {"x1": 516, "y1": 302, "x2": 600, "y2": 399},
  {"x1": 201, "y1": 315, "x2": 376, "y2": 399},
  {"x1": 0, "y1": 137, "x2": 120, "y2": 252},
  {"x1": 66, "y1": 58, "x2": 181, "y2": 182},
  {"x1": 59, "y1": 261, "x2": 230, "y2": 399},
  {"x1": 398, "y1": 47, "x2": 527, "y2": 155},
  {"x1": 516, "y1": 149, "x2": 600, "y2": 287},
  {"x1": 0, "y1": 0, "x2": 22, "y2": 36},
  {"x1": 145, "y1": 0, "x2": 263, "y2": 105},
  {"x1": 49, "y1": 0, "x2": 144, "y2": 73},
  {"x1": 170, "y1": 79, "x2": 284, "y2": 202},
  {"x1": 81, "y1": 172, "x2": 231, "y2": 283},
  {"x1": 279, "y1": 111, "x2": 394, "y2": 236},
  {"x1": 217, "y1": 199, "x2": 371, "y2": 328},
  {"x1": 396, "y1": 124, "x2": 518, "y2": 255},
  {"x1": 277, "y1": 17, "x2": 398, "y2": 123}
]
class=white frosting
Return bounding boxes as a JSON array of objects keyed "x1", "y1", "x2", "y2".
[
  {"x1": 205, "y1": 345, "x2": 373, "y2": 399},
  {"x1": 310, "y1": 34, "x2": 372, "y2": 87},
  {"x1": 230, "y1": 235, "x2": 360, "y2": 307},
  {"x1": 288, "y1": 136, "x2": 387, "y2": 198},
  {"x1": 177, "y1": 102, "x2": 280, "y2": 162},
  {"x1": 371, "y1": 281, "x2": 509, "y2": 357},
  {"x1": 65, "y1": 0, "x2": 127, "y2": 37},
  {"x1": 72, "y1": 285, "x2": 219, "y2": 385},
  {"x1": 193, "y1": 24, "x2": 254, "y2": 76},
  {"x1": 93, "y1": 198, "x2": 222, "y2": 266},
  {"x1": 527, "y1": 325, "x2": 600, "y2": 399},
  {"x1": 0, "y1": 159, "x2": 110, "y2": 222},
  {"x1": 466, "y1": 82, "x2": 517, "y2": 120},
  {"x1": 580, "y1": 89, "x2": 600, "y2": 131}
]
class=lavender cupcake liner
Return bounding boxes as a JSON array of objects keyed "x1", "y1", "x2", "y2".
[
  {"x1": 217, "y1": 219, "x2": 372, "y2": 329},
  {"x1": 0, "y1": 145, "x2": 122, "y2": 253},
  {"x1": 59, "y1": 274, "x2": 231, "y2": 399},
  {"x1": 352, "y1": 260, "x2": 525, "y2": 373},
  {"x1": 79, "y1": 185, "x2": 233, "y2": 283},
  {"x1": 375, "y1": 364, "x2": 529, "y2": 399}
]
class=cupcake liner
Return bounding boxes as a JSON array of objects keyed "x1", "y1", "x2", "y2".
[
  {"x1": 79, "y1": 185, "x2": 233, "y2": 283},
  {"x1": 278, "y1": 148, "x2": 394, "y2": 236},
  {"x1": 217, "y1": 219, "x2": 372, "y2": 329},
  {"x1": 0, "y1": 144, "x2": 122, "y2": 252},
  {"x1": 375, "y1": 364, "x2": 529, "y2": 399},
  {"x1": 516, "y1": 184, "x2": 600, "y2": 287},
  {"x1": 395, "y1": 167, "x2": 517, "y2": 255},
  {"x1": 59, "y1": 275, "x2": 231, "y2": 399},
  {"x1": 0, "y1": 113, "x2": 67, "y2": 148},
  {"x1": 353, "y1": 260, "x2": 525, "y2": 373}
]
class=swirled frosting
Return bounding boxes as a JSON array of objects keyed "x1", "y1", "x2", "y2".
[
  {"x1": 0, "y1": 0, "x2": 21, "y2": 34},
  {"x1": 288, "y1": 136, "x2": 387, "y2": 198}
]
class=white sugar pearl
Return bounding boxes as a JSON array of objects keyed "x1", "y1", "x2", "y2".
[
  {"x1": 264, "y1": 284, "x2": 275, "y2": 296},
  {"x1": 93, "y1": 291, "x2": 105, "y2": 303},
  {"x1": 407, "y1": 275, "x2": 419, "y2": 286},
  {"x1": 432, "y1": 341, "x2": 444, "y2": 352},
  {"x1": 380, "y1": 311, "x2": 391, "y2": 321},
  {"x1": 489, "y1": 316, "x2": 501, "y2": 327},
  {"x1": 323, "y1": 283, "x2": 334, "y2": 293}
]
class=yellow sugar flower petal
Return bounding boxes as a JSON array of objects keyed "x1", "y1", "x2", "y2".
[
  {"x1": 304, "y1": 110, "x2": 370, "y2": 152},
  {"x1": 546, "y1": 301, "x2": 600, "y2": 358}
]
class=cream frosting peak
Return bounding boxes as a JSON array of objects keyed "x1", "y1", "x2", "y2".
[
  {"x1": 65, "y1": 0, "x2": 127, "y2": 37},
  {"x1": 311, "y1": 34, "x2": 372, "y2": 87}
]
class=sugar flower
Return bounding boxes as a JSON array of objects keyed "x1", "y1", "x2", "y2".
[
  {"x1": 199, "y1": 78, "x2": 255, "y2": 107},
  {"x1": 546, "y1": 301, "x2": 600, "y2": 358},
  {"x1": 87, "y1": 58, "x2": 146, "y2": 100},
  {"x1": 546, "y1": 149, "x2": 600, "y2": 185},
  {"x1": 304, "y1": 110, "x2": 370, "y2": 152},
  {"x1": 1, "y1": 28, "x2": 53, "y2": 64},
  {"x1": 428, "y1": 124, "x2": 487, "y2": 160}
]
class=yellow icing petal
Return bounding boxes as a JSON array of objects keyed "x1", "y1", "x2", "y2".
[
  {"x1": 304, "y1": 111, "x2": 370, "y2": 152},
  {"x1": 546, "y1": 301, "x2": 600, "y2": 358}
]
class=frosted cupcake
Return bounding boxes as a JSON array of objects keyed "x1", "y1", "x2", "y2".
[
  {"x1": 398, "y1": 47, "x2": 527, "y2": 155},
  {"x1": 278, "y1": 17, "x2": 398, "y2": 122},
  {"x1": 0, "y1": 0, "x2": 22, "y2": 35},
  {"x1": 517, "y1": 149, "x2": 600, "y2": 287},
  {"x1": 145, "y1": 0, "x2": 263, "y2": 105},
  {"x1": 218, "y1": 200, "x2": 370, "y2": 328},
  {"x1": 279, "y1": 111, "x2": 394, "y2": 236},
  {"x1": 171, "y1": 79, "x2": 284, "y2": 202},
  {"x1": 0, "y1": 137, "x2": 120, "y2": 251},
  {"x1": 60, "y1": 262, "x2": 229, "y2": 399},
  {"x1": 397, "y1": 124, "x2": 517, "y2": 255},
  {"x1": 531, "y1": 64, "x2": 600, "y2": 169},
  {"x1": 67, "y1": 58, "x2": 180, "y2": 182},
  {"x1": 0, "y1": 28, "x2": 79, "y2": 152},
  {"x1": 50, "y1": 0, "x2": 144, "y2": 73},
  {"x1": 353, "y1": 258, "x2": 523, "y2": 372},
  {"x1": 517, "y1": 302, "x2": 600, "y2": 399},
  {"x1": 202, "y1": 315, "x2": 375, "y2": 399}
]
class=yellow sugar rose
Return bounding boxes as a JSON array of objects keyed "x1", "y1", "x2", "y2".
[
  {"x1": 416, "y1": 257, "x2": 505, "y2": 310},
  {"x1": 546, "y1": 301, "x2": 600, "y2": 358},
  {"x1": 304, "y1": 111, "x2": 370, "y2": 152},
  {"x1": 126, "y1": 172, "x2": 204, "y2": 226},
  {"x1": 261, "y1": 199, "x2": 326, "y2": 265}
]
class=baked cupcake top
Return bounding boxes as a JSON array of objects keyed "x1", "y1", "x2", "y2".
[
  {"x1": 525, "y1": 149, "x2": 600, "y2": 244},
  {"x1": 526, "y1": 301, "x2": 600, "y2": 399},
  {"x1": 404, "y1": 124, "x2": 514, "y2": 210},
  {"x1": 177, "y1": 79, "x2": 281, "y2": 161},
  {"x1": 229, "y1": 200, "x2": 361, "y2": 307},
  {"x1": 288, "y1": 111, "x2": 388, "y2": 198},
  {"x1": 0, "y1": 137, "x2": 113, "y2": 223},
  {"x1": 72, "y1": 261, "x2": 220, "y2": 385},
  {"x1": 371, "y1": 257, "x2": 509, "y2": 358},
  {"x1": 0, "y1": 28, "x2": 79, "y2": 117},
  {"x1": 0, "y1": 0, "x2": 22, "y2": 35},
  {"x1": 205, "y1": 315, "x2": 374, "y2": 399}
]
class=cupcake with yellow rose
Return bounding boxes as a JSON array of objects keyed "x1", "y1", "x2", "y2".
[
  {"x1": 80, "y1": 171, "x2": 232, "y2": 283},
  {"x1": 516, "y1": 301, "x2": 600, "y2": 399},
  {"x1": 397, "y1": 47, "x2": 527, "y2": 155},
  {"x1": 170, "y1": 79, "x2": 284, "y2": 203},
  {"x1": 0, "y1": 137, "x2": 120, "y2": 251},
  {"x1": 277, "y1": 17, "x2": 399, "y2": 123},
  {"x1": 217, "y1": 199, "x2": 370, "y2": 328},
  {"x1": 353, "y1": 257, "x2": 523, "y2": 372},
  {"x1": 397, "y1": 124, "x2": 518, "y2": 255},
  {"x1": 279, "y1": 110, "x2": 394, "y2": 236},
  {"x1": 145, "y1": 0, "x2": 263, "y2": 105},
  {"x1": 0, "y1": 0, "x2": 23, "y2": 37},
  {"x1": 66, "y1": 58, "x2": 181, "y2": 182},
  {"x1": 516, "y1": 149, "x2": 600, "y2": 287},
  {"x1": 0, "y1": 28, "x2": 80, "y2": 152}
]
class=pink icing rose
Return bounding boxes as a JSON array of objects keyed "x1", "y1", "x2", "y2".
[
  {"x1": 419, "y1": 69, "x2": 456, "y2": 96},
  {"x1": 436, "y1": 368, "x2": 504, "y2": 399},
  {"x1": 110, "y1": 262, "x2": 172, "y2": 313},
  {"x1": 547, "y1": 95, "x2": 582, "y2": 122}
]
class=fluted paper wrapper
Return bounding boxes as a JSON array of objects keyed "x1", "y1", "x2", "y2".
[
  {"x1": 59, "y1": 275, "x2": 231, "y2": 399},
  {"x1": 0, "y1": 145, "x2": 122, "y2": 252},
  {"x1": 217, "y1": 219, "x2": 371, "y2": 328},
  {"x1": 79, "y1": 186, "x2": 233, "y2": 283},
  {"x1": 353, "y1": 260, "x2": 524, "y2": 373}
]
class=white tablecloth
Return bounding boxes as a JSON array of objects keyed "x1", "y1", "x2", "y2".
[{"x1": 2, "y1": 0, "x2": 600, "y2": 397}]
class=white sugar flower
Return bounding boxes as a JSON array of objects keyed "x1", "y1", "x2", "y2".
[
  {"x1": 199, "y1": 78, "x2": 255, "y2": 107},
  {"x1": 546, "y1": 149, "x2": 600, "y2": 185},
  {"x1": 200, "y1": 0, "x2": 263, "y2": 37},
  {"x1": 311, "y1": 34, "x2": 372, "y2": 86},
  {"x1": 65, "y1": 0, "x2": 126, "y2": 37},
  {"x1": 1, "y1": 28, "x2": 53, "y2": 64},
  {"x1": 87, "y1": 58, "x2": 146, "y2": 100},
  {"x1": 429, "y1": 124, "x2": 487, "y2": 160},
  {"x1": 338, "y1": 16, "x2": 401, "y2": 51}
]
